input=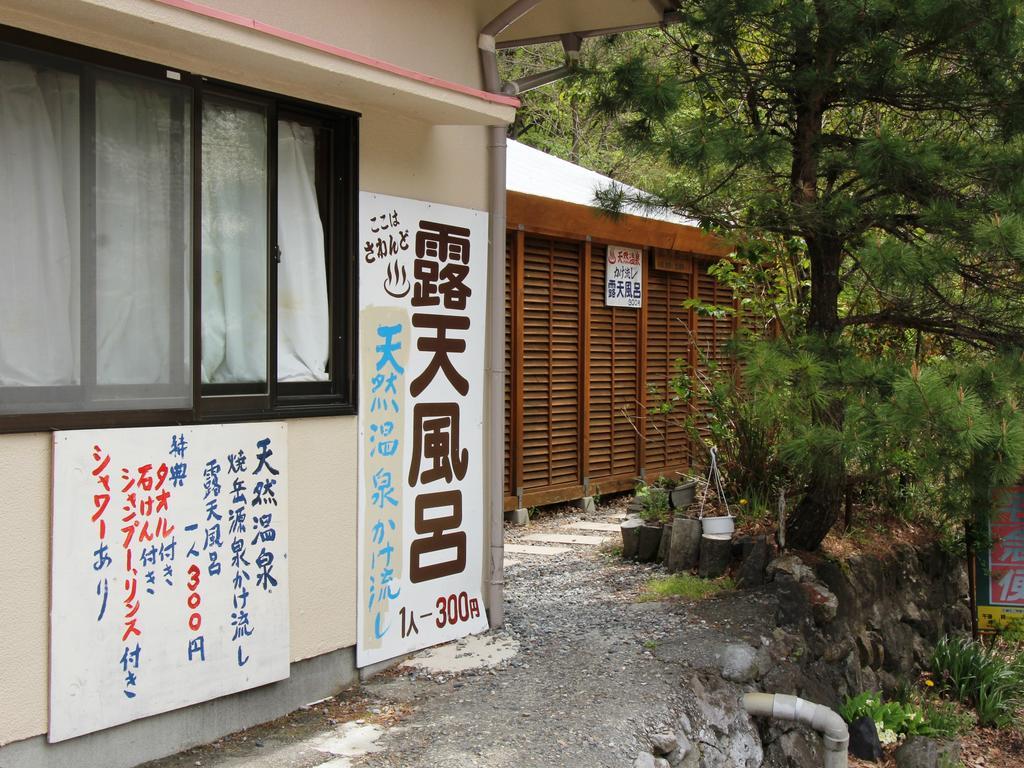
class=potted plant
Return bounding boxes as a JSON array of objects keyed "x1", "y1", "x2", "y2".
[
  {"x1": 636, "y1": 483, "x2": 670, "y2": 562},
  {"x1": 669, "y1": 478, "x2": 698, "y2": 511}
]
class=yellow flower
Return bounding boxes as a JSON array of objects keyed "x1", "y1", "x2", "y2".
[
  {"x1": 739, "y1": 498, "x2": 748, "y2": 506},
  {"x1": 925, "y1": 679, "x2": 935, "y2": 687}
]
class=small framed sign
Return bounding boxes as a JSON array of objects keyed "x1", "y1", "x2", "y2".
[{"x1": 605, "y1": 245, "x2": 643, "y2": 308}]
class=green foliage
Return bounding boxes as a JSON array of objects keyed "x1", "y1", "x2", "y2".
[
  {"x1": 930, "y1": 635, "x2": 1024, "y2": 728},
  {"x1": 634, "y1": 482, "x2": 671, "y2": 523},
  {"x1": 507, "y1": 1, "x2": 1024, "y2": 549},
  {"x1": 637, "y1": 573, "x2": 734, "y2": 602},
  {"x1": 840, "y1": 690, "x2": 973, "y2": 742}
]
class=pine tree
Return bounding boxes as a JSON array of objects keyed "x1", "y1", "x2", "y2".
[{"x1": 588, "y1": 1, "x2": 1024, "y2": 549}]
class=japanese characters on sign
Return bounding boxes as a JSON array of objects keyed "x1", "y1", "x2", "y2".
[
  {"x1": 605, "y1": 245, "x2": 644, "y2": 309},
  {"x1": 358, "y1": 192, "x2": 489, "y2": 667},
  {"x1": 50, "y1": 423, "x2": 288, "y2": 742},
  {"x1": 977, "y1": 487, "x2": 1024, "y2": 631}
]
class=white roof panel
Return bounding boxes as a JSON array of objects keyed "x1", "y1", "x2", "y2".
[{"x1": 506, "y1": 139, "x2": 697, "y2": 226}]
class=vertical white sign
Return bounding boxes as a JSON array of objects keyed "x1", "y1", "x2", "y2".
[
  {"x1": 605, "y1": 245, "x2": 644, "y2": 308},
  {"x1": 357, "y1": 192, "x2": 490, "y2": 667},
  {"x1": 50, "y1": 423, "x2": 289, "y2": 742}
]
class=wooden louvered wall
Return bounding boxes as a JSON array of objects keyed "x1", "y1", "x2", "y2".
[
  {"x1": 645, "y1": 259, "x2": 693, "y2": 479},
  {"x1": 521, "y1": 236, "x2": 583, "y2": 497},
  {"x1": 503, "y1": 233, "x2": 737, "y2": 511}
]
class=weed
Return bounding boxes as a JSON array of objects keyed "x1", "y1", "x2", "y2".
[
  {"x1": 930, "y1": 635, "x2": 1024, "y2": 728},
  {"x1": 642, "y1": 639, "x2": 657, "y2": 650},
  {"x1": 637, "y1": 573, "x2": 734, "y2": 602}
]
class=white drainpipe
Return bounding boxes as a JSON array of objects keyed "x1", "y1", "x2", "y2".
[{"x1": 742, "y1": 693, "x2": 849, "y2": 768}]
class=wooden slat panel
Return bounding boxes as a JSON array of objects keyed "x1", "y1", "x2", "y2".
[
  {"x1": 587, "y1": 243, "x2": 641, "y2": 489},
  {"x1": 645, "y1": 255, "x2": 693, "y2": 480},
  {"x1": 519, "y1": 235, "x2": 582, "y2": 491}
]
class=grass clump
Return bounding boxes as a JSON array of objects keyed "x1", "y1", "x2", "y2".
[
  {"x1": 638, "y1": 573, "x2": 734, "y2": 602},
  {"x1": 930, "y1": 635, "x2": 1024, "y2": 728}
]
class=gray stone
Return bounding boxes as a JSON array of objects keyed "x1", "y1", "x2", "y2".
[
  {"x1": 505, "y1": 507, "x2": 530, "y2": 526},
  {"x1": 654, "y1": 759, "x2": 671, "y2": 768},
  {"x1": 766, "y1": 554, "x2": 816, "y2": 583},
  {"x1": 638, "y1": 523, "x2": 664, "y2": 562},
  {"x1": 803, "y1": 581, "x2": 839, "y2": 625},
  {"x1": 576, "y1": 495, "x2": 596, "y2": 514},
  {"x1": 651, "y1": 732, "x2": 678, "y2": 755},
  {"x1": 658, "y1": 521, "x2": 673, "y2": 563},
  {"x1": 621, "y1": 518, "x2": 643, "y2": 559},
  {"x1": 894, "y1": 736, "x2": 962, "y2": 768},
  {"x1": 668, "y1": 516, "x2": 702, "y2": 572},
  {"x1": 633, "y1": 751, "x2": 657, "y2": 768},
  {"x1": 735, "y1": 536, "x2": 770, "y2": 587},
  {"x1": 718, "y1": 643, "x2": 758, "y2": 683},
  {"x1": 698, "y1": 534, "x2": 732, "y2": 578}
]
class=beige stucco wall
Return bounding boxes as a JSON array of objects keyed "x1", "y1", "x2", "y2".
[
  {"x1": 0, "y1": 418, "x2": 359, "y2": 746},
  {"x1": 0, "y1": 1, "x2": 495, "y2": 749}
]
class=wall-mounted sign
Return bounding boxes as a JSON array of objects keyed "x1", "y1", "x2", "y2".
[
  {"x1": 357, "y1": 192, "x2": 489, "y2": 668},
  {"x1": 50, "y1": 423, "x2": 289, "y2": 742},
  {"x1": 977, "y1": 487, "x2": 1024, "y2": 631},
  {"x1": 606, "y1": 245, "x2": 644, "y2": 308}
]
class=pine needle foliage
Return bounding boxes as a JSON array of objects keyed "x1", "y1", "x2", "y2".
[{"x1": 580, "y1": 1, "x2": 1024, "y2": 549}]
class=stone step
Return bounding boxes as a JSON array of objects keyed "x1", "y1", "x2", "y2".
[
  {"x1": 567, "y1": 521, "x2": 621, "y2": 533},
  {"x1": 504, "y1": 543, "x2": 571, "y2": 556},
  {"x1": 522, "y1": 533, "x2": 608, "y2": 546}
]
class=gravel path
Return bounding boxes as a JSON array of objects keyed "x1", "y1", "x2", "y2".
[
  {"x1": 142, "y1": 497, "x2": 779, "y2": 768},
  {"x1": 357, "y1": 499, "x2": 777, "y2": 768}
]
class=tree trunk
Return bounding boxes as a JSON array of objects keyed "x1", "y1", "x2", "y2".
[{"x1": 786, "y1": 234, "x2": 847, "y2": 550}]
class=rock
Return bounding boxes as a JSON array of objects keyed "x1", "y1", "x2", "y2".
[
  {"x1": 658, "y1": 521, "x2": 673, "y2": 563},
  {"x1": 848, "y1": 715, "x2": 883, "y2": 762},
  {"x1": 735, "y1": 536, "x2": 769, "y2": 587},
  {"x1": 668, "y1": 516, "x2": 702, "y2": 572},
  {"x1": 802, "y1": 581, "x2": 839, "y2": 625},
  {"x1": 718, "y1": 643, "x2": 758, "y2": 683},
  {"x1": 633, "y1": 751, "x2": 657, "y2": 768},
  {"x1": 638, "y1": 523, "x2": 664, "y2": 563},
  {"x1": 671, "y1": 732, "x2": 693, "y2": 762},
  {"x1": 699, "y1": 534, "x2": 732, "y2": 578},
  {"x1": 654, "y1": 759, "x2": 670, "y2": 768},
  {"x1": 621, "y1": 518, "x2": 643, "y2": 559},
  {"x1": 894, "y1": 736, "x2": 961, "y2": 768},
  {"x1": 650, "y1": 733, "x2": 678, "y2": 756},
  {"x1": 766, "y1": 554, "x2": 816, "y2": 583}
]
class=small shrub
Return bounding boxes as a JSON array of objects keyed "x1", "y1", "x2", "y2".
[
  {"x1": 637, "y1": 573, "x2": 734, "y2": 602},
  {"x1": 930, "y1": 635, "x2": 1024, "y2": 728},
  {"x1": 840, "y1": 692, "x2": 924, "y2": 743}
]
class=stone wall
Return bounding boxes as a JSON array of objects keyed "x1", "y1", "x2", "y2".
[{"x1": 635, "y1": 540, "x2": 970, "y2": 768}]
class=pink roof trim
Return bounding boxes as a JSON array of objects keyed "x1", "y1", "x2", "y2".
[{"x1": 151, "y1": 0, "x2": 520, "y2": 109}]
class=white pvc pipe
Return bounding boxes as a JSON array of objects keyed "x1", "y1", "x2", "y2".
[{"x1": 743, "y1": 692, "x2": 849, "y2": 768}]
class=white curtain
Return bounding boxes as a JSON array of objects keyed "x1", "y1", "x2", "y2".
[
  {"x1": 277, "y1": 120, "x2": 329, "y2": 382},
  {"x1": 201, "y1": 100, "x2": 268, "y2": 385},
  {"x1": 95, "y1": 75, "x2": 178, "y2": 385},
  {"x1": 0, "y1": 61, "x2": 78, "y2": 386}
]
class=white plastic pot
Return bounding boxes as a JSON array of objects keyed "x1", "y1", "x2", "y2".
[{"x1": 701, "y1": 515, "x2": 735, "y2": 536}]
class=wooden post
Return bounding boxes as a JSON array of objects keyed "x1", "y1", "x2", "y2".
[
  {"x1": 580, "y1": 238, "x2": 592, "y2": 491},
  {"x1": 637, "y1": 247, "x2": 649, "y2": 479},
  {"x1": 511, "y1": 228, "x2": 526, "y2": 501}
]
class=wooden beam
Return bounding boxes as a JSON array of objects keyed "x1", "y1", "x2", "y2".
[
  {"x1": 637, "y1": 247, "x2": 649, "y2": 480},
  {"x1": 580, "y1": 238, "x2": 592, "y2": 492},
  {"x1": 512, "y1": 228, "x2": 526, "y2": 499},
  {"x1": 507, "y1": 191, "x2": 730, "y2": 258}
]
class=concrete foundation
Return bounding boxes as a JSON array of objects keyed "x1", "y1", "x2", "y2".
[
  {"x1": 576, "y1": 496, "x2": 596, "y2": 514},
  {"x1": 0, "y1": 647, "x2": 357, "y2": 768},
  {"x1": 504, "y1": 508, "x2": 530, "y2": 526}
]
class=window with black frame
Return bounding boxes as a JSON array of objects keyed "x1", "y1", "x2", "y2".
[{"x1": 0, "y1": 29, "x2": 356, "y2": 431}]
